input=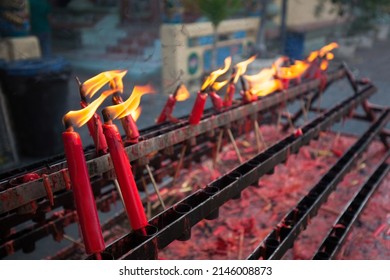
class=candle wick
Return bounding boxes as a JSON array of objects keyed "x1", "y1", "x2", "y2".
[
  {"x1": 102, "y1": 108, "x2": 113, "y2": 123},
  {"x1": 63, "y1": 116, "x2": 74, "y2": 131}
]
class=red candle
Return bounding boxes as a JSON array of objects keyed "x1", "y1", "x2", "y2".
[
  {"x1": 209, "y1": 91, "x2": 223, "y2": 111},
  {"x1": 223, "y1": 83, "x2": 235, "y2": 107},
  {"x1": 102, "y1": 116, "x2": 147, "y2": 230},
  {"x1": 279, "y1": 77, "x2": 290, "y2": 90},
  {"x1": 189, "y1": 91, "x2": 207, "y2": 125},
  {"x1": 242, "y1": 90, "x2": 258, "y2": 104},
  {"x1": 156, "y1": 95, "x2": 176, "y2": 124},
  {"x1": 62, "y1": 127, "x2": 105, "y2": 255},
  {"x1": 121, "y1": 115, "x2": 139, "y2": 144},
  {"x1": 80, "y1": 100, "x2": 108, "y2": 155},
  {"x1": 112, "y1": 93, "x2": 140, "y2": 143}
]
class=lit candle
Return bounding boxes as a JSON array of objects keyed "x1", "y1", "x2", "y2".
[
  {"x1": 80, "y1": 99, "x2": 108, "y2": 155},
  {"x1": 242, "y1": 90, "x2": 258, "y2": 104},
  {"x1": 62, "y1": 87, "x2": 116, "y2": 258},
  {"x1": 111, "y1": 93, "x2": 139, "y2": 143},
  {"x1": 223, "y1": 82, "x2": 235, "y2": 107},
  {"x1": 76, "y1": 76, "x2": 110, "y2": 155},
  {"x1": 102, "y1": 110, "x2": 148, "y2": 231},
  {"x1": 209, "y1": 91, "x2": 223, "y2": 111},
  {"x1": 188, "y1": 91, "x2": 208, "y2": 125},
  {"x1": 156, "y1": 94, "x2": 176, "y2": 124},
  {"x1": 122, "y1": 114, "x2": 140, "y2": 144},
  {"x1": 156, "y1": 84, "x2": 190, "y2": 124},
  {"x1": 62, "y1": 122, "x2": 105, "y2": 255}
]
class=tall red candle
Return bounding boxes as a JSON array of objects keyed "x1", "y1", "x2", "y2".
[
  {"x1": 62, "y1": 127, "x2": 105, "y2": 254},
  {"x1": 223, "y1": 83, "x2": 235, "y2": 107},
  {"x1": 189, "y1": 91, "x2": 207, "y2": 125},
  {"x1": 156, "y1": 95, "x2": 176, "y2": 124},
  {"x1": 102, "y1": 114, "x2": 147, "y2": 230},
  {"x1": 80, "y1": 100, "x2": 108, "y2": 155},
  {"x1": 209, "y1": 91, "x2": 223, "y2": 111}
]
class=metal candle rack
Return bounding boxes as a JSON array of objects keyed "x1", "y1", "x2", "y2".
[{"x1": 0, "y1": 64, "x2": 389, "y2": 259}]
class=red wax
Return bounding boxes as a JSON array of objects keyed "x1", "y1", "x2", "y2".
[
  {"x1": 112, "y1": 94, "x2": 140, "y2": 143},
  {"x1": 242, "y1": 90, "x2": 258, "y2": 104},
  {"x1": 102, "y1": 123, "x2": 148, "y2": 230},
  {"x1": 62, "y1": 131, "x2": 105, "y2": 254},
  {"x1": 81, "y1": 101, "x2": 108, "y2": 155},
  {"x1": 156, "y1": 95, "x2": 176, "y2": 124},
  {"x1": 189, "y1": 91, "x2": 207, "y2": 125},
  {"x1": 223, "y1": 83, "x2": 235, "y2": 107},
  {"x1": 121, "y1": 115, "x2": 139, "y2": 143},
  {"x1": 209, "y1": 91, "x2": 223, "y2": 111}
]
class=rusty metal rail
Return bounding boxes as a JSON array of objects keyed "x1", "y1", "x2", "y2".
[
  {"x1": 312, "y1": 155, "x2": 390, "y2": 260},
  {"x1": 0, "y1": 69, "x2": 346, "y2": 215},
  {"x1": 85, "y1": 82, "x2": 378, "y2": 260},
  {"x1": 247, "y1": 108, "x2": 390, "y2": 260}
]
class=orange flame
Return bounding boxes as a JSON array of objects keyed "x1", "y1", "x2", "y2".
[
  {"x1": 233, "y1": 55, "x2": 256, "y2": 84},
  {"x1": 307, "y1": 42, "x2": 338, "y2": 63},
  {"x1": 175, "y1": 84, "x2": 190, "y2": 102},
  {"x1": 201, "y1": 57, "x2": 232, "y2": 91},
  {"x1": 244, "y1": 67, "x2": 275, "y2": 84},
  {"x1": 212, "y1": 79, "x2": 229, "y2": 91},
  {"x1": 104, "y1": 84, "x2": 155, "y2": 120},
  {"x1": 276, "y1": 60, "x2": 310, "y2": 80},
  {"x1": 81, "y1": 70, "x2": 127, "y2": 98},
  {"x1": 131, "y1": 107, "x2": 142, "y2": 122},
  {"x1": 319, "y1": 42, "x2": 339, "y2": 57},
  {"x1": 109, "y1": 75, "x2": 125, "y2": 93},
  {"x1": 250, "y1": 79, "x2": 282, "y2": 97},
  {"x1": 64, "y1": 89, "x2": 116, "y2": 127}
]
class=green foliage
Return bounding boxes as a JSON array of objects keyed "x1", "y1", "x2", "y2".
[
  {"x1": 316, "y1": 0, "x2": 390, "y2": 34},
  {"x1": 194, "y1": 0, "x2": 241, "y2": 27}
]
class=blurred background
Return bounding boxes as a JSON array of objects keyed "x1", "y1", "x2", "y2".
[{"x1": 0, "y1": 0, "x2": 389, "y2": 171}]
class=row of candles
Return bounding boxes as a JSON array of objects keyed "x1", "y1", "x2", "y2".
[{"x1": 61, "y1": 42, "x2": 339, "y2": 258}]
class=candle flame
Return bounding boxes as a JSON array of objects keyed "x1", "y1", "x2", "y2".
[
  {"x1": 212, "y1": 79, "x2": 229, "y2": 91},
  {"x1": 275, "y1": 59, "x2": 310, "y2": 80},
  {"x1": 244, "y1": 67, "x2": 275, "y2": 84},
  {"x1": 250, "y1": 79, "x2": 282, "y2": 97},
  {"x1": 131, "y1": 107, "x2": 142, "y2": 122},
  {"x1": 175, "y1": 84, "x2": 190, "y2": 102},
  {"x1": 81, "y1": 70, "x2": 127, "y2": 98},
  {"x1": 244, "y1": 64, "x2": 277, "y2": 95},
  {"x1": 233, "y1": 55, "x2": 256, "y2": 84},
  {"x1": 307, "y1": 42, "x2": 338, "y2": 63},
  {"x1": 64, "y1": 89, "x2": 116, "y2": 127},
  {"x1": 201, "y1": 56, "x2": 232, "y2": 91},
  {"x1": 104, "y1": 84, "x2": 155, "y2": 120}
]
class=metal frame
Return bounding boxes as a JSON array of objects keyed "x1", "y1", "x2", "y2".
[
  {"x1": 312, "y1": 156, "x2": 390, "y2": 260},
  {"x1": 247, "y1": 108, "x2": 390, "y2": 260},
  {"x1": 0, "y1": 69, "x2": 345, "y2": 215},
  {"x1": 85, "y1": 83, "x2": 380, "y2": 260}
]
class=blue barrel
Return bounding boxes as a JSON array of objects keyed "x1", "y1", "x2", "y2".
[
  {"x1": 285, "y1": 31, "x2": 305, "y2": 60},
  {"x1": 0, "y1": 57, "x2": 71, "y2": 157}
]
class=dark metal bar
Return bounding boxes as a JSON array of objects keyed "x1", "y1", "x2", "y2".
[
  {"x1": 0, "y1": 69, "x2": 346, "y2": 215},
  {"x1": 247, "y1": 108, "x2": 390, "y2": 260},
  {"x1": 0, "y1": 141, "x2": 214, "y2": 258},
  {"x1": 0, "y1": 185, "x2": 117, "y2": 259},
  {"x1": 85, "y1": 83, "x2": 375, "y2": 260},
  {"x1": 312, "y1": 155, "x2": 390, "y2": 260}
]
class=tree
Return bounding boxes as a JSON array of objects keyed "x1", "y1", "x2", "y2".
[
  {"x1": 317, "y1": 0, "x2": 390, "y2": 34},
  {"x1": 194, "y1": 0, "x2": 241, "y2": 69}
]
